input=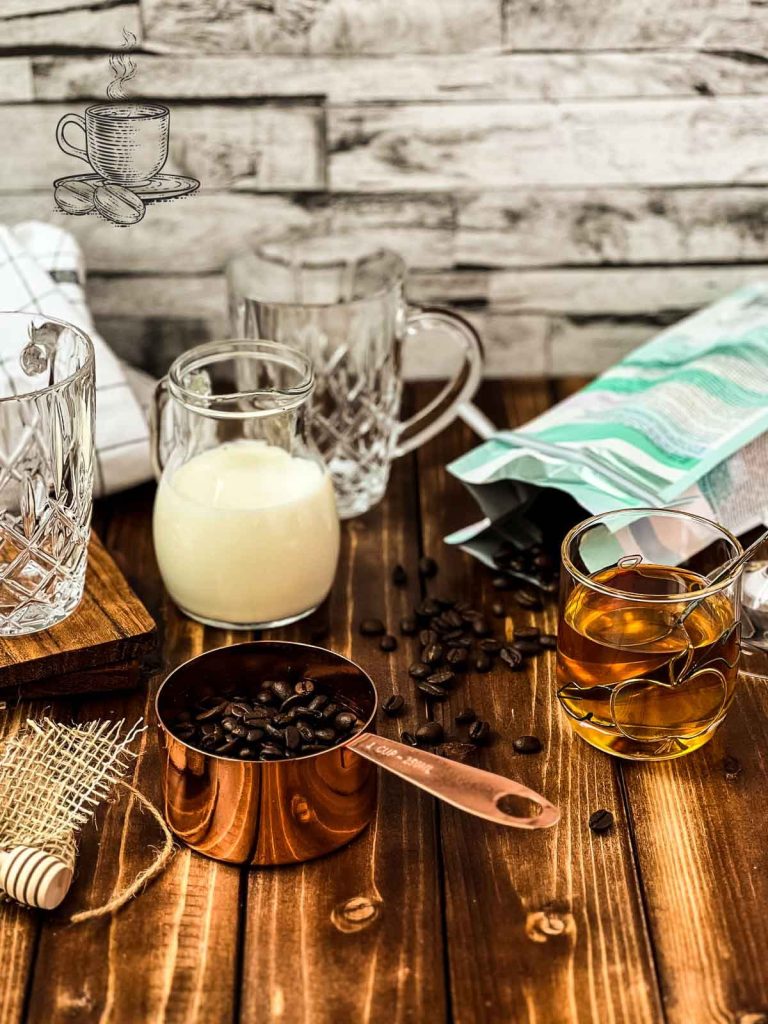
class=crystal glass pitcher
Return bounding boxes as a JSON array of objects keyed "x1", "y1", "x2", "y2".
[
  {"x1": 0, "y1": 312, "x2": 94, "y2": 635},
  {"x1": 151, "y1": 340, "x2": 340, "y2": 630},
  {"x1": 227, "y1": 231, "x2": 483, "y2": 518}
]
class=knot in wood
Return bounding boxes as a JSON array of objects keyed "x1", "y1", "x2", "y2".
[
  {"x1": 525, "y1": 907, "x2": 576, "y2": 944},
  {"x1": 331, "y1": 895, "x2": 382, "y2": 934}
]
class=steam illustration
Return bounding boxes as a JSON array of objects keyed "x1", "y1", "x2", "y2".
[{"x1": 106, "y1": 28, "x2": 138, "y2": 101}]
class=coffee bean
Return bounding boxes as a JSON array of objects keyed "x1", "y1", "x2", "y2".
[
  {"x1": 335, "y1": 711, "x2": 357, "y2": 733},
  {"x1": 513, "y1": 638, "x2": 542, "y2": 656},
  {"x1": 295, "y1": 679, "x2": 315, "y2": 697},
  {"x1": 416, "y1": 682, "x2": 448, "y2": 700},
  {"x1": 246, "y1": 727, "x2": 265, "y2": 744},
  {"x1": 514, "y1": 625, "x2": 540, "y2": 639},
  {"x1": 416, "y1": 721, "x2": 444, "y2": 746},
  {"x1": 492, "y1": 576, "x2": 512, "y2": 591},
  {"x1": 195, "y1": 700, "x2": 229, "y2": 722},
  {"x1": 296, "y1": 722, "x2": 315, "y2": 743},
  {"x1": 360, "y1": 618, "x2": 386, "y2": 637},
  {"x1": 478, "y1": 638, "x2": 502, "y2": 654},
  {"x1": 270, "y1": 680, "x2": 293, "y2": 702},
  {"x1": 513, "y1": 587, "x2": 543, "y2": 610},
  {"x1": 417, "y1": 597, "x2": 442, "y2": 618},
  {"x1": 447, "y1": 636, "x2": 473, "y2": 649},
  {"x1": 321, "y1": 702, "x2": 341, "y2": 720},
  {"x1": 419, "y1": 629, "x2": 438, "y2": 646},
  {"x1": 175, "y1": 724, "x2": 196, "y2": 741},
  {"x1": 409, "y1": 662, "x2": 431, "y2": 680},
  {"x1": 460, "y1": 608, "x2": 482, "y2": 622},
  {"x1": 533, "y1": 551, "x2": 553, "y2": 570},
  {"x1": 221, "y1": 715, "x2": 238, "y2": 732},
  {"x1": 284, "y1": 726, "x2": 302, "y2": 752},
  {"x1": 443, "y1": 628, "x2": 465, "y2": 642},
  {"x1": 383, "y1": 694, "x2": 405, "y2": 717},
  {"x1": 513, "y1": 735, "x2": 542, "y2": 755},
  {"x1": 427, "y1": 670, "x2": 455, "y2": 688},
  {"x1": 264, "y1": 723, "x2": 285, "y2": 742},
  {"x1": 469, "y1": 720, "x2": 491, "y2": 745},
  {"x1": 539, "y1": 633, "x2": 557, "y2": 650},
  {"x1": 243, "y1": 709, "x2": 270, "y2": 724},
  {"x1": 446, "y1": 647, "x2": 469, "y2": 669},
  {"x1": 238, "y1": 746, "x2": 257, "y2": 759},
  {"x1": 500, "y1": 646, "x2": 524, "y2": 670},
  {"x1": 474, "y1": 652, "x2": 492, "y2": 673},
  {"x1": 273, "y1": 711, "x2": 297, "y2": 727},
  {"x1": 380, "y1": 634, "x2": 398, "y2": 652},
  {"x1": 215, "y1": 738, "x2": 240, "y2": 755},
  {"x1": 471, "y1": 617, "x2": 491, "y2": 637},
  {"x1": 392, "y1": 564, "x2": 408, "y2": 587},
  {"x1": 260, "y1": 745, "x2": 284, "y2": 760},
  {"x1": 315, "y1": 728, "x2": 337, "y2": 745},
  {"x1": 255, "y1": 690, "x2": 276, "y2": 706},
  {"x1": 296, "y1": 707, "x2": 323, "y2": 721},
  {"x1": 422, "y1": 642, "x2": 444, "y2": 666},
  {"x1": 588, "y1": 809, "x2": 614, "y2": 833},
  {"x1": 230, "y1": 723, "x2": 247, "y2": 739},
  {"x1": 443, "y1": 610, "x2": 464, "y2": 628},
  {"x1": 308, "y1": 694, "x2": 329, "y2": 711},
  {"x1": 455, "y1": 707, "x2": 476, "y2": 725},
  {"x1": 400, "y1": 731, "x2": 419, "y2": 746},
  {"x1": 279, "y1": 694, "x2": 307, "y2": 713},
  {"x1": 400, "y1": 616, "x2": 418, "y2": 636},
  {"x1": 491, "y1": 601, "x2": 505, "y2": 618},
  {"x1": 418, "y1": 556, "x2": 438, "y2": 578}
]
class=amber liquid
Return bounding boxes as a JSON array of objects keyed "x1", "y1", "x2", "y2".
[{"x1": 557, "y1": 564, "x2": 739, "y2": 760}]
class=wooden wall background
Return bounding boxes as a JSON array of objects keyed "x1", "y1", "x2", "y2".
[{"x1": 1, "y1": 0, "x2": 767, "y2": 377}]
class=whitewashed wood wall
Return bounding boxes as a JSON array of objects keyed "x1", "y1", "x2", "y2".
[{"x1": 1, "y1": 0, "x2": 767, "y2": 377}]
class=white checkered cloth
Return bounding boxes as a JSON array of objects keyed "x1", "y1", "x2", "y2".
[{"x1": 0, "y1": 221, "x2": 152, "y2": 496}]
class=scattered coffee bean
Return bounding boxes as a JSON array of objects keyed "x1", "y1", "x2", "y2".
[
  {"x1": 416, "y1": 682, "x2": 448, "y2": 700},
  {"x1": 478, "y1": 638, "x2": 502, "y2": 654},
  {"x1": 588, "y1": 809, "x2": 614, "y2": 833},
  {"x1": 380, "y1": 634, "x2": 398, "y2": 652},
  {"x1": 400, "y1": 616, "x2": 418, "y2": 636},
  {"x1": 195, "y1": 700, "x2": 229, "y2": 722},
  {"x1": 427, "y1": 670, "x2": 455, "y2": 688},
  {"x1": 539, "y1": 633, "x2": 557, "y2": 650},
  {"x1": 469, "y1": 720, "x2": 491, "y2": 745},
  {"x1": 474, "y1": 652, "x2": 492, "y2": 673},
  {"x1": 416, "y1": 721, "x2": 445, "y2": 746},
  {"x1": 471, "y1": 617, "x2": 491, "y2": 637},
  {"x1": 514, "y1": 625, "x2": 540, "y2": 639},
  {"x1": 513, "y1": 587, "x2": 543, "y2": 610},
  {"x1": 513, "y1": 735, "x2": 542, "y2": 755},
  {"x1": 418, "y1": 556, "x2": 438, "y2": 579},
  {"x1": 422, "y1": 642, "x2": 444, "y2": 666},
  {"x1": 512, "y1": 637, "x2": 542, "y2": 656},
  {"x1": 419, "y1": 629, "x2": 439, "y2": 646},
  {"x1": 455, "y1": 707, "x2": 476, "y2": 725},
  {"x1": 360, "y1": 617, "x2": 386, "y2": 637},
  {"x1": 392, "y1": 564, "x2": 408, "y2": 587},
  {"x1": 491, "y1": 601, "x2": 505, "y2": 618},
  {"x1": 417, "y1": 598, "x2": 442, "y2": 619},
  {"x1": 446, "y1": 647, "x2": 469, "y2": 669},
  {"x1": 409, "y1": 662, "x2": 431, "y2": 680},
  {"x1": 383, "y1": 694, "x2": 405, "y2": 717},
  {"x1": 500, "y1": 646, "x2": 524, "y2": 670},
  {"x1": 492, "y1": 576, "x2": 512, "y2": 590},
  {"x1": 400, "y1": 731, "x2": 419, "y2": 746}
]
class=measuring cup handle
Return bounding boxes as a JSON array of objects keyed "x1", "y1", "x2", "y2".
[
  {"x1": 149, "y1": 377, "x2": 169, "y2": 481},
  {"x1": 393, "y1": 306, "x2": 484, "y2": 458},
  {"x1": 347, "y1": 733, "x2": 559, "y2": 830}
]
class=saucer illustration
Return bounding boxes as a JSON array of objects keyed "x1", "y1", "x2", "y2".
[{"x1": 53, "y1": 30, "x2": 199, "y2": 227}]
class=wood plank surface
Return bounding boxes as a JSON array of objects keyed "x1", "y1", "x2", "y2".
[
  {"x1": 0, "y1": 3, "x2": 141, "y2": 51},
  {"x1": 25, "y1": 51, "x2": 768, "y2": 103},
  {"x1": 414, "y1": 381, "x2": 664, "y2": 1024}
]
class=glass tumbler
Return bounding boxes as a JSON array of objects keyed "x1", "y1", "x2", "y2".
[
  {"x1": 0, "y1": 312, "x2": 95, "y2": 635},
  {"x1": 151, "y1": 340, "x2": 340, "y2": 630},
  {"x1": 227, "y1": 230, "x2": 483, "y2": 518},
  {"x1": 557, "y1": 508, "x2": 743, "y2": 761}
]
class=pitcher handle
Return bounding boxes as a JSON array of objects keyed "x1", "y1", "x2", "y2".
[
  {"x1": 150, "y1": 377, "x2": 169, "y2": 480},
  {"x1": 55, "y1": 113, "x2": 89, "y2": 163},
  {"x1": 393, "y1": 306, "x2": 484, "y2": 458}
]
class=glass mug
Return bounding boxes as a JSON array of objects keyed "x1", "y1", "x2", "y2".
[
  {"x1": 151, "y1": 340, "x2": 340, "y2": 630},
  {"x1": 227, "y1": 231, "x2": 483, "y2": 518},
  {"x1": 0, "y1": 312, "x2": 95, "y2": 635},
  {"x1": 557, "y1": 509, "x2": 744, "y2": 761}
]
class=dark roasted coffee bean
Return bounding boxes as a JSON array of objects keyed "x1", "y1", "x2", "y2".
[
  {"x1": 243, "y1": 709, "x2": 270, "y2": 724},
  {"x1": 255, "y1": 690, "x2": 276, "y2": 706},
  {"x1": 296, "y1": 722, "x2": 315, "y2": 743},
  {"x1": 538, "y1": 577, "x2": 559, "y2": 594},
  {"x1": 321, "y1": 702, "x2": 340, "y2": 720},
  {"x1": 197, "y1": 695, "x2": 224, "y2": 709},
  {"x1": 474, "y1": 652, "x2": 492, "y2": 672},
  {"x1": 471, "y1": 617, "x2": 491, "y2": 637},
  {"x1": 383, "y1": 694, "x2": 405, "y2": 717},
  {"x1": 539, "y1": 633, "x2": 557, "y2": 649},
  {"x1": 175, "y1": 724, "x2": 196, "y2": 741},
  {"x1": 314, "y1": 727, "x2": 337, "y2": 745},
  {"x1": 279, "y1": 694, "x2": 307, "y2": 713},
  {"x1": 400, "y1": 731, "x2": 419, "y2": 746},
  {"x1": 431, "y1": 615, "x2": 452, "y2": 633},
  {"x1": 296, "y1": 707, "x2": 323, "y2": 721},
  {"x1": 270, "y1": 680, "x2": 293, "y2": 702},
  {"x1": 533, "y1": 551, "x2": 553, "y2": 570},
  {"x1": 200, "y1": 722, "x2": 217, "y2": 738},
  {"x1": 513, "y1": 587, "x2": 543, "y2": 610},
  {"x1": 380, "y1": 634, "x2": 398, "y2": 652},
  {"x1": 221, "y1": 715, "x2": 238, "y2": 732},
  {"x1": 418, "y1": 556, "x2": 438, "y2": 579},
  {"x1": 446, "y1": 647, "x2": 469, "y2": 669},
  {"x1": 335, "y1": 711, "x2": 357, "y2": 733},
  {"x1": 422, "y1": 642, "x2": 444, "y2": 665},
  {"x1": 400, "y1": 616, "x2": 418, "y2": 636},
  {"x1": 308, "y1": 694, "x2": 329, "y2": 711},
  {"x1": 478, "y1": 638, "x2": 502, "y2": 654},
  {"x1": 227, "y1": 700, "x2": 253, "y2": 718},
  {"x1": 284, "y1": 726, "x2": 302, "y2": 752},
  {"x1": 392, "y1": 564, "x2": 408, "y2": 587},
  {"x1": 455, "y1": 707, "x2": 476, "y2": 725},
  {"x1": 273, "y1": 711, "x2": 298, "y2": 727},
  {"x1": 588, "y1": 808, "x2": 614, "y2": 833},
  {"x1": 409, "y1": 662, "x2": 431, "y2": 680},
  {"x1": 419, "y1": 629, "x2": 438, "y2": 646},
  {"x1": 448, "y1": 635, "x2": 473, "y2": 649},
  {"x1": 427, "y1": 670, "x2": 455, "y2": 688},
  {"x1": 265, "y1": 723, "x2": 285, "y2": 742},
  {"x1": 443, "y1": 628, "x2": 466, "y2": 642},
  {"x1": 514, "y1": 625, "x2": 540, "y2": 639},
  {"x1": 444, "y1": 609, "x2": 464, "y2": 628},
  {"x1": 513, "y1": 735, "x2": 542, "y2": 755},
  {"x1": 237, "y1": 747, "x2": 256, "y2": 759},
  {"x1": 229, "y1": 723, "x2": 247, "y2": 739},
  {"x1": 260, "y1": 745, "x2": 284, "y2": 760},
  {"x1": 492, "y1": 575, "x2": 512, "y2": 591},
  {"x1": 416, "y1": 682, "x2": 447, "y2": 700},
  {"x1": 195, "y1": 700, "x2": 229, "y2": 722},
  {"x1": 500, "y1": 646, "x2": 524, "y2": 670},
  {"x1": 469, "y1": 720, "x2": 491, "y2": 745},
  {"x1": 294, "y1": 679, "x2": 315, "y2": 697},
  {"x1": 199, "y1": 734, "x2": 217, "y2": 750},
  {"x1": 491, "y1": 601, "x2": 505, "y2": 618},
  {"x1": 513, "y1": 638, "x2": 542, "y2": 656},
  {"x1": 215, "y1": 738, "x2": 240, "y2": 755},
  {"x1": 460, "y1": 608, "x2": 482, "y2": 622},
  {"x1": 360, "y1": 617, "x2": 386, "y2": 636},
  {"x1": 416, "y1": 721, "x2": 444, "y2": 746},
  {"x1": 417, "y1": 597, "x2": 441, "y2": 618},
  {"x1": 246, "y1": 727, "x2": 265, "y2": 744}
]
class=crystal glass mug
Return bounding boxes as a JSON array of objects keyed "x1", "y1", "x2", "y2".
[
  {"x1": 151, "y1": 340, "x2": 340, "y2": 630},
  {"x1": 0, "y1": 312, "x2": 95, "y2": 635},
  {"x1": 227, "y1": 232, "x2": 483, "y2": 518},
  {"x1": 556, "y1": 508, "x2": 745, "y2": 762}
]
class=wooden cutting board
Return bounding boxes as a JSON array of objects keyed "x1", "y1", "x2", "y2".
[{"x1": 0, "y1": 533, "x2": 157, "y2": 702}]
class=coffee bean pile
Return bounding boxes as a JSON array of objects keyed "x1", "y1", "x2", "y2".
[
  {"x1": 167, "y1": 678, "x2": 363, "y2": 761},
  {"x1": 490, "y1": 541, "x2": 560, "y2": 601}
]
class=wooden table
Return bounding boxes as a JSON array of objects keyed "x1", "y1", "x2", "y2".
[{"x1": 1, "y1": 380, "x2": 767, "y2": 1024}]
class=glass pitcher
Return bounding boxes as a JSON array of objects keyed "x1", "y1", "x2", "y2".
[
  {"x1": 151, "y1": 340, "x2": 340, "y2": 630},
  {"x1": 227, "y1": 230, "x2": 483, "y2": 518}
]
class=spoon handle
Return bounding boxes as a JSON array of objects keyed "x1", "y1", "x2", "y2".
[{"x1": 348, "y1": 732, "x2": 559, "y2": 830}]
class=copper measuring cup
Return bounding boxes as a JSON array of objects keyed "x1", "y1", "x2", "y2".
[{"x1": 156, "y1": 642, "x2": 559, "y2": 866}]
